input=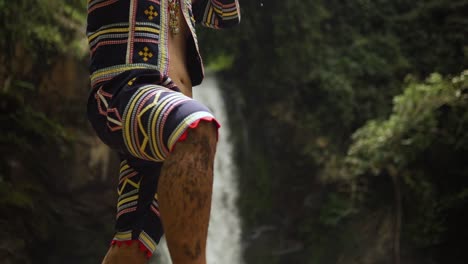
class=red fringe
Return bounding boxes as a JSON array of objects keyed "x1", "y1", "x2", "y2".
[
  {"x1": 172, "y1": 117, "x2": 220, "y2": 150},
  {"x1": 111, "y1": 239, "x2": 152, "y2": 259}
]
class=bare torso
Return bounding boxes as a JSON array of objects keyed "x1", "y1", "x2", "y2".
[{"x1": 167, "y1": 2, "x2": 193, "y2": 97}]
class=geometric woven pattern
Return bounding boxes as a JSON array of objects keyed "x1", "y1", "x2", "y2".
[
  {"x1": 95, "y1": 87, "x2": 123, "y2": 132},
  {"x1": 116, "y1": 159, "x2": 141, "y2": 219},
  {"x1": 90, "y1": 77, "x2": 219, "y2": 258},
  {"x1": 87, "y1": 0, "x2": 241, "y2": 88},
  {"x1": 111, "y1": 158, "x2": 161, "y2": 257},
  {"x1": 87, "y1": 0, "x2": 240, "y2": 258},
  {"x1": 122, "y1": 84, "x2": 216, "y2": 162}
]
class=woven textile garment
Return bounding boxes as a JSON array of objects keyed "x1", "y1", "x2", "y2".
[
  {"x1": 87, "y1": 0, "x2": 241, "y2": 88},
  {"x1": 86, "y1": 0, "x2": 241, "y2": 258}
]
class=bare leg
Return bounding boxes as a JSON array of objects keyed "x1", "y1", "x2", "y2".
[
  {"x1": 100, "y1": 121, "x2": 216, "y2": 264},
  {"x1": 158, "y1": 121, "x2": 217, "y2": 264}
]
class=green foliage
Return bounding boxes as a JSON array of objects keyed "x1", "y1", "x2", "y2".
[
  {"x1": 0, "y1": 0, "x2": 87, "y2": 62},
  {"x1": 0, "y1": 182, "x2": 36, "y2": 209},
  {"x1": 335, "y1": 71, "x2": 468, "y2": 255},
  {"x1": 237, "y1": 149, "x2": 274, "y2": 227},
  {"x1": 0, "y1": 85, "x2": 70, "y2": 154},
  {"x1": 345, "y1": 71, "x2": 468, "y2": 176},
  {"x1": 0, "y1": 0, "x2": 465, "y2": 262},
  {"x1": 205, "y1": 53, "x2": 235, "y2": 72},
  {"x1": 402, "y1": 170, "x2": 446, "y2": 247},
  {"x1": 199, "y1": 0, "x2": 468, "y2": 262},
  {"x1": 0, "y1": 1, "x2": 88, "y2": 262},
  {"x1": 0, "y1": 78, "x2": 74, "y2": 260},
  {"x1": 319, "y1": 193, "x2": 357, "y2": 227}
]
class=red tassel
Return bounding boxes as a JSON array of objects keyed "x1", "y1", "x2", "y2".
[
  {"x1": 172, "y1": 117, "x2": 221, "y2": 151},
  {"x1": 110, "y1": 239, "x2": 153, "y2": 259}
]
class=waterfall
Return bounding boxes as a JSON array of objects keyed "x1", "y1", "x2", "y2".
[{"x1": 151, "y1": 74, "x2": 243, "y2": 264}]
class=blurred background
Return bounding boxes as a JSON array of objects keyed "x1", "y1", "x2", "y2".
[{"x1": 1, "y1": 0, "x2": 467, "y2": 263}]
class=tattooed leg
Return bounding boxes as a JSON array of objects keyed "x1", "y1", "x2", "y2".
[{"x1": 158, "y1": 121, "x2": 217, "y2": 264}]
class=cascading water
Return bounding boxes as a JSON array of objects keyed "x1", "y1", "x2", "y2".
[{"x1": 151, "y1": 74, "x2": 243, "y2": 264}]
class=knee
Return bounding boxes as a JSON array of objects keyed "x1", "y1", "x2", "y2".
[
  {"x1": 185, "y1": 121, "x2": 218, "y2": 149},
  {"x1": 167, "y1": 120, "x2": 218, "y2": 164}
]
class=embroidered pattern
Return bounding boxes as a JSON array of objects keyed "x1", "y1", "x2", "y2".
[
  {"x1": 88, "y1": 0, "x2": 119, "y2": 14},
  {"x1": 95, "y1": 87, "x2": 123, "y2": 131},
  {"x1": 87, "y1": 0, "x2": 241, "y2": 88},
  {"x1": 196, "y1": 0, "x2": 241, "y2": 28},
  {"x1": 150, "y1": 193, "x2": 161, "y2": 217},
  {"x1": 128, "y1": 77, "x2": 137, "y2": 86},
  {"x1": 113, "y1": 160, "x2": 159, "y2": 254},
  {"x1": 122, "y1": 84, "x2": 215, "y2": 162},
  {"x1": 144, "y1": 5, "x2": 158, "y2": 20},
  {"x1": 87, "y1": 0, "x2": 236, "y2": 258},
  {"x1": 116, "y1": 160, "x2": 141, "y2": 219},
  {"x1": 138, "y1": 47, "x2": 154, "y2": 62},
  {"x1": 138, "y1": 231, "x2": 158, "y2": 253}
]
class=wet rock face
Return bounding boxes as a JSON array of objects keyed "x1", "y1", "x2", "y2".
[
  {"x1": 39, "y1": 56, "x2": 120, "y2": 263},
  {"x1": 1, "y1": 53, "x2": 120, "y2": 263},
  {"x1": 35, "y1": 55, "x2": 116, "y2": 186}
]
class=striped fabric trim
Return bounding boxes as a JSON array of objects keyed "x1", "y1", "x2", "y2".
[
  {"x1": 122, "y1": 85, "x2": 192, "y2": 162},
  {"x1": 158, "y1": 0, "x2": 169, "y2": 76},
  {"x1": 119, "y1": 159, "x2": 129, "y2": 170},
  {"x1": 116, "y1": 159, "x2": 141, "y2": 219},
  {"x1": 88, "y1": 23, "x2": 160, "y2": 52},
  {"x1": 199, "y1": 0, "x2": 241, "y2": 28},
  {"x1": 181, "y1": 0, "x2": 204, "y2": 75},
  {"x1": 126, "y1": 0, "x2": 138, "y2": 63},
  {"x1": 150, "y1": 193, "x2": 161, "y2": 217},
  {"x1": 90, "y1": 63, "x2": 161, "y2": 88},
  {"x1": 88, "y1": 0, "x2": 118, "y2": 14},
  {"x1": 167, "y1": 111, "x2": 216, "y2": 150},
  {"x1": 95, "y1": 86, "x2": 123, "y2": 131},
  {"x1": 87, "y1": 0, "x2": 240, "y2": 87},
  {"x1": 138, "y1": 231, "x2": 158, "y2": 253},
  {"x1": 111, "y1": 233, "x2": 158, "y2": 258},
  {"x1": 113, "y1": 230, "x2": 133, "y2": 241},
  {"x1": 112, "y1": 159, "x2": 159, "y2": 257}
]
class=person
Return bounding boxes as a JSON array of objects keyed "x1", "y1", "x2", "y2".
[{"x1": 85, "y1": 0, "x2": 241, "y2": 263}]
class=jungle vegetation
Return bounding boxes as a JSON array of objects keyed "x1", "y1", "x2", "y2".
[
  {"x1": 199, "y1": 0, "x2": 468, "y2": 263},
  {"x1": 1, "y1": 0, "x2": 467, "y2": 263}
]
